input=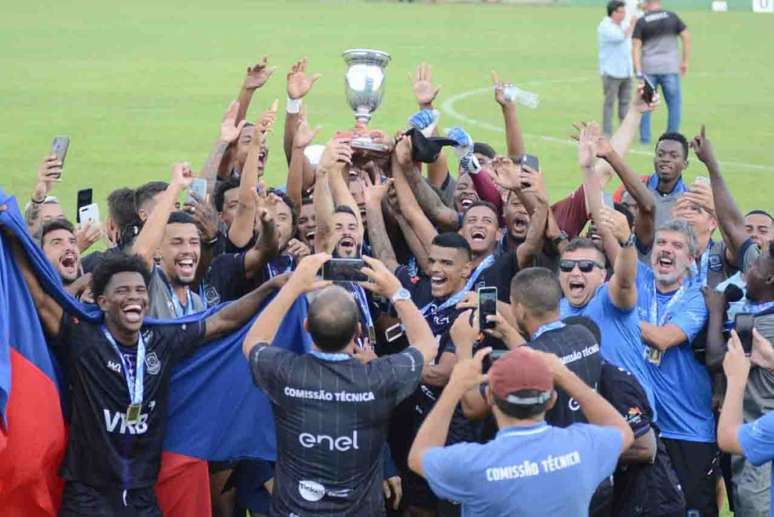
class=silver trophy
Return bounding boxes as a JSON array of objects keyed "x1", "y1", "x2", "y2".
[{"x1": 342, "y1": 48, "x2": 391, "y2": 152}]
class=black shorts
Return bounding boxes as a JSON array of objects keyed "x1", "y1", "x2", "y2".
[
  {"x1": 662, "y1": 438, "x2": 719, "y2": 517},
  {"x1": 59, "y1": 481, "x2": 161, "y2": 517}
]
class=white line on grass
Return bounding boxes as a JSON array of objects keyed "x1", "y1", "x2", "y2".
[{"x1": 441, "y1": 79, "x2": 774, "y2": 173}]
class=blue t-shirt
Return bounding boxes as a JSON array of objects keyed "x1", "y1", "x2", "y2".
[
  {"x1": 560, "y1": 284, "x2": 655, "y2": 417},
  {"x1": 635, "y1": 262, "x2": 713, "y2": 442},
  {"x1": 421, "y1": 422, "x2": 622, "y2": 517},
  {"x1": 738, "y1": 411, "x2": 774, "y2": 517}
]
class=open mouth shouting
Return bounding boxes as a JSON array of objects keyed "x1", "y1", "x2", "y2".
[
  {"x1": 121, "y1": 303, "x2": 145, "y2": 325},
  {"x1": 337, "y1": 236, "x2": 357, "y2": 256},
  {"x1": 458, "y1": 196, "x2": 476, "y2": 210},
  {"x1": 59, "y1": 252, "x2": 79, "y2": 279},
  {"x1": 511, "y1": 215, "x2": 529, "y2": 236},
  {"x1": 655, "y1": 252, "x2": 675, "y2": 275},
  {"x1": 304, "y1": 229, "x2": 316, "y2": 243},
  {"x1": 568, "y1": 278, "x2": 586, "y2": 298},
  {"x1": 430, "y1": 273, "x2": 449, "y2": 296},
  {"x1": 175, "y1": 256, "x2": 197, "y2": 280}
]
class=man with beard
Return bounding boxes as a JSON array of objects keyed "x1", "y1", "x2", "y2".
[
  {"x1": 40, "y1": 219, "x2": 82, "y2": 286},
  {"x1": 131, "y1": 163, "x2": 206, "y2": 318},
  {"x1": 7, "y1": 244, "x2": 286, "y2": 515},
  {"x1": 745, "y1": 210, "x2": 772, "y2": 249},
  {"x1": 635, "y1": 219, "x2": 716, "y2": 516},
  {"x1": 296, "y1": 197, "x2": 316, "y2": 249}
]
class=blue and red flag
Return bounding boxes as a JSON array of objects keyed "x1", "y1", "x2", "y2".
[{"x1": 0, "y1": 190, "x2": 311, "y2": 515}]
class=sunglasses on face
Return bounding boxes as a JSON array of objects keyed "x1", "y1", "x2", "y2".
[{"x1": 559, "y1": 259, "x2": 604, "y2": 273}]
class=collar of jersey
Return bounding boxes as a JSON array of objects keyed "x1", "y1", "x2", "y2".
[
  {"x1": 497, "y1": 422, "x2": 550, "y2": 438},
  {"x1": 309, "y1": 350, "x2": 352, "y2": 362}
]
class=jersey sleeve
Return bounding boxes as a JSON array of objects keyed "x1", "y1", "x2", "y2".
[
  {"x1": 738, "y1": 411, "x2": 774, "y2": 467},
  {"x1": 167, "y1": 320, "x2": 207, "y2": 360},
  {"x1": 248, "y1": 344, "x2": 296, "y2": 404},
  {"x1": 668, "y1": 288, "x2": 708, "y2": 344},
  {"x1": 632, "y1": 17, "x2": 644, "y2": 39},
  {"x1": 673, "y1": 13, "x2": 687, "y2": 33},
  {"x1": 551, "y1": 184, "x2": 587, "y2": 240},
  {"x1": 421, "y1": 443, "x2": 478, "y2": 502},
  {"x1": 737, "y1": 238, "x2": 761, "y2": 273},
  {"x1": 600, "y1": 366, "x2": 652, "y2": 438},
  {"x1": 49, "y1": 313, "x2": 88, "y2": 359},
  {"x1": 371, "y1": 348, "x2": 424, "y2": 403}
]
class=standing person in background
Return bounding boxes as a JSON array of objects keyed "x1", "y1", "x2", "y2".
[
  {"x1": 632, "y1": 0, "x2": 690, "y2": 144},
  {"x1": 598, "y1": 1, "x2": 637, "y2": 136}
]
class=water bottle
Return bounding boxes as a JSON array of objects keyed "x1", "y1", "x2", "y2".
[{"x1": 503, "y1": 84, "x2": 540, "y2": 109}]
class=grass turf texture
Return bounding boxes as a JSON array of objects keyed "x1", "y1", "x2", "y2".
[
  {"x1": 0, "y1": 0, "x2": 761, "y2": 510},
  {"x1": 2, "y1": 0, "x2": 772, "y2": 222}
]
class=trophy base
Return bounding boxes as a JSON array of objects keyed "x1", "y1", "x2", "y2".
[{"x1": 351, "y1": 136, "x2": 389, "y2": 153}]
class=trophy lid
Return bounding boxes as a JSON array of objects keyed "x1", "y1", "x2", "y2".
[{"x1": 342, "y1": 49, "x2": 391, "y2": 68}]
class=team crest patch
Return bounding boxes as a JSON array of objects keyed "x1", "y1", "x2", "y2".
[
  {"x1": 145, "y1": 352, "x2": 161, "y2": 375},
  {"x1": 709, "y1": 254, "x2": 722, "y2": 271}
]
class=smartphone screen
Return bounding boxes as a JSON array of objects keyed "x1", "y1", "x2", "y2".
[
  {"x1": 76, "y1": 188, "x2": 93, "y2": 224},
  {"x1": 521, "y1": 154, "x2": 540, "y2": 172},
  {"x1": 188, "y1": 178, "x2": 208, "y2": 203},
  {"x1": 51, "y1": 136, "x2": 70, "y2": 164},
  {"x1": 78, "y1": 203, "x2": 100, "y2": 225},
  {"x1": 735, "y1": 313, "x2": 755, "y2": 354},
  {"x1": 478, "y1": 286, "x2": 498, "y2": 330},
  {"x1": 322, "y1": 258, "x2": 367, "y2": 282},
  {"x1": 642, "y1": 77, "x2": 656, "y2": 104}
]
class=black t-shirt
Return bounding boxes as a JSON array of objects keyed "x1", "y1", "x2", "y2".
[
  {"x1": 598, "y1": 364, "x2": 686, "y2": 516},
  {"x1": 476, "y1": 250, "x2": 520, "y2": 303},
  {"x1": 205, "y1": 253, "x2": 293, "y2": 304},
  {"x1": 51, "y1": 315, "x2": 206, "y2": 489},
  {"x1": 528, "y1": 323, "x2": 602, "y2": 427},
  {"x1": 249, "y1": 345, "x2": 423, "y2": 516}
]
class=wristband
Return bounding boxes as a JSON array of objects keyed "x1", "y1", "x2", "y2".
[
  {"x1": 286, "y1": 97, "x2": 302, "y2": 114},
  {"x1": 30, "y1": 197, "x2": 45, "y2": 205},
  {"x1": 619, "y1": 233, "x2": 636, "y2": 248},
  {"x1": 203, "y1": 236, "x2": 219, "y2": 247}
]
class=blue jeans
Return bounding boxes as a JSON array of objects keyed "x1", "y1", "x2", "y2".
[{"x1": 639, "y1": 73, "x2": 681, "y2": 144}]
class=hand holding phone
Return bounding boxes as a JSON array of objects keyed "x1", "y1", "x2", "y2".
[
  {"x1": 478, "y1": 287, "x2": 498, "y2": 330},
  {"x1": 322, "y1": 258, "x2": 367, "y2": 283},
  {"x1": 735, "y1": 313, "x2": 755, "y2": 355},
  {"x1": 76, "y1": 188, "x2": 93, "y2": 224},
  {"x1": 641, "y1": 77, "x2": 656, "y2": 104},
  {"x1": 188, "y1": 178, "x2": 208, "y2": 203},
  {"x1": 78, "y1": 203, "x2": 101, "y2": 225}
]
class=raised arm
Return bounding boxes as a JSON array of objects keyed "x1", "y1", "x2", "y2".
[
  {"x1": 283, "y1": 58, "x2": 321, "y2": 164},
  {"x1": 600, "y1": 207, "x2": 638, "y2": 309},
  {"x1": 689, "y1": 126, "x2": 748, "y2": 262},
  {"x1": 235, "y1": 57, "x2": 275, "y2": 123},
  {"x1": 410, "y1": 63, "x2": 448, "y2": 189},
  {"x1": 702, "y1": 287, "x2": 730, "y2": 371},
  {"x1": 596, "y1": 135, "x2": 655, "y2": 248},
  {"x1": 516, "y1": 168, "x2": 550, "y2": 269},
  {"x1": 243, "y1": 206, "x2": 280, "y2": 279},
  {"x1": 392, "y1": 137, "x2": 439, "y2": 252},
  {"x1": 313, "y1": 138, "x2": 354, "y2": 253},
  {"x1": 286, "y1": 115, "x2": 319, "y2": 209},
  {"x1": 26, "y1": 155, "x2": 62, "y2": 232},
  {"x1": 717, "y1": 331, "x2": 749, "y2": 455},
  {"x1": 7, "y1": 233, "x2": 63, "y2": 335},
  {"x1": 229, "y1": 103, "x2": 278, "y2": 248},
  {"x1": 242, "y1": 253, "x2": 331, "y2": 357},
  {"x1": 492, "y1": 71, "x2": 525, "y2": 158},
  {"x1": 363, "y1": 176, "x2": 399, "y2": 272},
  {"x1": 201, "y1": 101, "x2": 246, "y2": 193},
  {"x1": 131, "y1": 163, "x2": 192, "y2": 268},
  {"x1": 360, "y1": 256, "x2": 438, "y2": 365}
]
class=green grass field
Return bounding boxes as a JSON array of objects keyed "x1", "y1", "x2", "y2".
[
  {"x1": 1, "y1": 0, "x2": 772, "y2": 221},
  {"x1": 2, "y1": 1, "x2": 765, "y2": 512}
]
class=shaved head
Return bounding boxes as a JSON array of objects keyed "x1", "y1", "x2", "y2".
[{"x1": 307, "y1": 286, "x2": 360, "y2": 352}]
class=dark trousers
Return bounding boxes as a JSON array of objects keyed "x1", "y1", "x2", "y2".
[
  {"x1": 59, "y1": 481, "x2": 162, "y2": 517},
  {"x1": 662, "y1": 438, "x2": 719, "y2": 517},
  {"x1": 602, "y1": 75, "x2": 632, "y2": 135}
]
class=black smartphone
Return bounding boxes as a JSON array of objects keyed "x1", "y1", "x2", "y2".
[
  {"x1": 521, "y1": 154, "x2": 539, "y2": 172},
  {"x1": 51, "y1": 136, "x2": 70, "y2": 164},
  {"x1": 478, "y1": 286, "x2": 498, "y2": 330},
  {"x1": 322, "y1": 258, "x2": 367, "y2": 283},
  {"x1": 735, "y1": 313, "x2": 755, "y2": 355},
  {"x1": 641, "y1": 76, "x2": 656, "y2": 104},
  {"x1": 482, "y1": 349, "x2": 509, "y2": 373},
  {"x1": 76, "y1": 188, "x2": 93, "y2": 224}
]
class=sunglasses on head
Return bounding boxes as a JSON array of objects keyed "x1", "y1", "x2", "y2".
[{"x1": 559, "y1": 259, "x2": 604, "y2": 273}]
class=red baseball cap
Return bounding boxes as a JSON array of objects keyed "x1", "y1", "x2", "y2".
[{"x1": 489, "y1": 348, "x2": 554, "y2": 405}]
